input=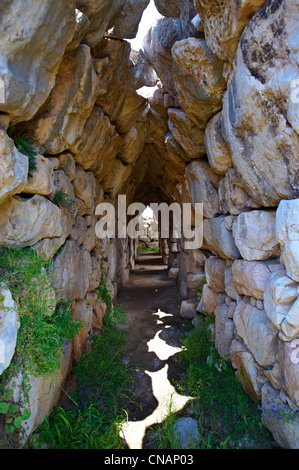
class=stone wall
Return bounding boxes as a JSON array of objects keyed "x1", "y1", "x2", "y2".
[{"x1": 0, "y1": 0, "x2": 298, "y2": 448}]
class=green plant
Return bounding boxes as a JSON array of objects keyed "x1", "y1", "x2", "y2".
[
  {"x1": 0, "y1": 246, "x2": 86, "y2": 446},
  {"x1": 53, "y1": 189, "x2": 75, "y2": 214},
  {"x1": 28, "y1": 301, "x2": 134, "y2": 449},
  {"x1": 7, "y1": 127, "x2": 37, "y2": 178},
  {"x1": 197, "y1": 276, "x2": 206, "y2": 302},
  {"x1": 137, "y1": 245, "x2": 160, "y2": 254}
]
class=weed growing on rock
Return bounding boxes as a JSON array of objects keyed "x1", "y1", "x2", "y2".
[
  {"x1": 53, "y1": 189, "x2": 75, "y2": 214},
  {"x1": 0, "y1": 246, "x2": 86, "y2": 447},
  {"x1": 7, "y1": 127, "x2": 37, "y2": 178}
]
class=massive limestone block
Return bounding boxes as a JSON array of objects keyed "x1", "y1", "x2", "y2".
[
  {"x1": 168, "y1": 108, "x2": 206, "y2": 160},
  {"x1": 233, "y1": 300, "x2": 278, "y2": 367},
  {"x1": 0, "y1": 285, "x2": 19, "y2": 376},
  {"x1": 215, "y1": 304, "x2": 235, "y2": 359},
  {"x1": 66, "y1": 9, "x2": 90, "y2": 51},
  {"x1": 0, "y1": 0, "x2": 76, "y2": 124},
  {"x1": 204, "y1": 112, "x2": 232, "y2": 175},
  {"x1": 26, "y1": 45, "x2": 98, "y2": 155},
  {"x1": 76, "y1": 0, "x2": 121, "y2": 47},
  {"x1": 95, "y1": 40, "x2": 132, "y2": 123},
  {"x1": 115, "y1": 89, "x2": 148, "y2": 135},
  {"x1": 51, "y1": 239, "x2": 92, "y2": 301},
  {"x1": 73, "y1": 166, "x2": 96, "y2": 215},
  {"x1": 264, "y1": 270, "x2": 299, "y2": 331},
  {"x1": 194, "y1": 0, "x2": 266, "y2": 63},
  {"x1": 0, "y1": 130, "x2": 28, "y2": 204},
  {"x1": 143, "y1": 17, "x2": 183, "y2": 95},
  {"x1": 172, "y1": 37, "x2": 226, "y2": 128},
  {"x1": 230, "y1": 338, "x2": 264, "y2": 402},
  {"x1": 23, "y1": 155, "x2": 54, "y2": 196},
  {"x1": 184, "y1": 160, "x2": 222, "y2": 219},
  {"x1": 70, "y1": 106, "x2": 120, "y2": 173},
  {"x1": 72, "y1": 298, "x2": 93, "y2": 363},
  {"x1": 219, "y1": 167, "x2": 261, "y2": 215},
  {"x1": 203, "y1": 215, "x2": 241, "y2": 260},
  {"x1": 204, "y1": 257, "x2": 226, "y2": 293},
  {"x1": 128, "y1": 50, "x2": 158, "y2": 90},
  {"x1": 276, "y1": 199, "x2": 299, "y2": 282},
  {"x1": 197, "y1": 284, "x2": 226, "y2": 315},
  {"x1": 119, "y1": 121, "x2": 148, "y2": 165},
  {"x1": 222, "y1": 0, "x2": 299, "y2": 207},
  {"x1": 111, "y1": 0, "x2": 150, "y2": 39},
  {"x1": 0, "y1": 195, "x2": 69, "y2": 248},
  {"x1": 231, "y1": 259, "x2": 283, "y2": 300},
  {"x1": 279, "y1": 340, "x2": 299, "y2": 406},
  {"x1": 232, "y1": 210, "x2": 280, "y2": 261}
]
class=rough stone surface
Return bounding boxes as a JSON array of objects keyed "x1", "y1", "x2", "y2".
[
  {"x1": 194, "y1": 0, "x2": 266, "y2": 63},
  {"x1": 222, "y1": 0, "x2": 299, "y2": 207},
  {"x1": 0, "y1": 130, "x2": 28, "y2": 204},
  {"x1": 0, "y1": 285, "x2": 19, "y2": 376},
  {"x1": 51, "y1": 239, "x2": 92, "y2": 301},
  {"x1": 233, "y1": 300, "x2": 278, "y2": 367},
  {"x1": 0, "y1": 0, "x2": 76, "y2": 124},
  {"x1": 173, "y1": 417, "x2": 201, "y2": 449},
  {"x1": 214, "y1": 303, "x2": 235, "y2": 359},
  {"x1": 0, "y1": 195, "x2": 69, "y2": 248},
  {"x1": 203, "y1": 216, "x2": 241, "y2": 260},
  {"x1": 27, "y1": 45, "x2": 98, "y2": 155},
  {"x1": 204, "y1": 112, "x2": 232, "y2": 175},
  {"x1": 232, "y1": 210, "x2": 280, "y2": 261},
  {"x1": 276, "y1": 199, "x2": 299, "y2": 282},
  {"x1": 172, "y1": 37, "x2": 226, "y2": 129}
]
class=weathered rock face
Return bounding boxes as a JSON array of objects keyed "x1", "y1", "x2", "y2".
[
  {"x1": 0, "y1": 130, "x2": 28, "y2": 204},
  {"x1": 172, "y1": 37, "x2": 227, "y2": 128},
  {"x1": 0, "y1": 285, "x2": 19, "y2": 376},
  {"x1": 26, "y1": 45, "x2": 98, "y2": 155},
  {"x1": 222, "y1": 0, "x2": 299, "y2": 207},
  {"x1": 194, "y1": 0, "x2": 266, "y2": 63},
  {"x1": 0, "y1": 0, "x2": 76, "y2": 124}
]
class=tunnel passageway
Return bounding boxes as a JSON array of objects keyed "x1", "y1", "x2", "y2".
[{"x1": 116, "y1": 252, "x2": 194, "y2": 449}]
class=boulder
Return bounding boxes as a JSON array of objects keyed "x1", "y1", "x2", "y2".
[
  {"x1": 51, "y1": 239, "x2": 92, "y2": 301},
  {"x1": 197, "y1": 284, "x2": 226, "y2": 315},
  {"x1": 261, "y1": 383, "x2": 299, "y2": 449},
  {"x1": 276, "y1": 199, "x2": 299, "y2": 282},
  {"x1": 71, "y1": 298, "x2": 93, "y2": 363},
  {"x1": 168, "y1": 108, "x2": 206, "y2": 160},
  {"x1": 0, "y1": 0, "x2": 76, "y2": 124},
  {"x1": 184, "y1": 160, "x2": 222, "y2": 219},
  {"x1": 233, "y1": 300, "x2": 278, "y2": 367},
  {"x1": 0, "y1": 195, "x2": 69, "y2": 248},
  {"x1": 230, "y1": 339, "x2": 264, "y2": 402},
  {"x1": 231, "y1": 259, "x2": 283, "y2": 300},
  {"x1": 180, "y1": 299, "x2": 197, "y2": 319},
  {"x1": 172, "y1": 37, "x2": 226, "y2": 128},
  {"x1": 173, "y1": 417, "x2": 201, "y2": 449},
  {"x1": 222, "y1": 0, "x2": 299, "y2": 207},
  {"x1": 218, "y1": 167, "x2": 261, "y2": 215},
  {"x1": 204, "y1": 112, "x2": 232, "y2": 175},
  {"x1": 23, "y1": 154, "x2": 54, "y2": 196},
  {"x1": 205, "y1": 257, "x2": 226, "y2": 293},
  {"x1": 0, "y1": 130, "x2": 28, "y2": 204},
  {"x1": 214, "y1": 304, "x2": 235, "y2": 359},
  {"x1": 111, "y1": 0, "x2": 150, "y2": 40},
  {"x1": 203, "y1": 216, "x2": 241, "y2": 260},
  {"x1": 0, "y1": 285, "x2": 19, "y2": 376},
  {"x1": 264, "y1": 270, "x2": 299, "y2": 330},
  {"x1": 194, "y1": 0, "x2": 266, "y2": 63},
  {"x1": 26, "y1": 45, "x2": 98, "y2": 155},
  {"x1": 232, "y1": 210, "x2": 280, "y2": 261},
  {"x1": 279, "y1": 339, "x2": 299, "y2": 406}
]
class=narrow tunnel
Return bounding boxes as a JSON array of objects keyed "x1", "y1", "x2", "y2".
[{"x1": 0, "y1": 0, "x2": 298, "y2": 451}]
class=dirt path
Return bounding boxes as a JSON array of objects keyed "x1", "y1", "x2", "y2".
[{"x1": 115, "y1": 253, "x2": 194, "y2": 449}]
